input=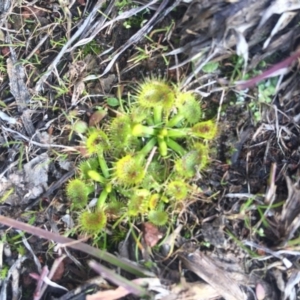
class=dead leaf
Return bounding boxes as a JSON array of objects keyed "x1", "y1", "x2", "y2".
[
  {"x1": 279, "y1": 176, "x2": 300, "y2": 245},
  {"x1": 75, "y1": 145, "x2": 89, "y2": 157},
  {"x1": 99, "y1": 74, "x2": 116, "y2": 93},
  {"x1": 71, "y1": 80, "x2": 85, "y2": 105},
  {"x1": 263, "y1": 11, "x2": 297, "y2": 49},
  {"x1": 0, "y1": 29, "x2": 5, "y2": 41},
  {"x1": 258, "y1": 0, "x2": 300, "y2": 28},
  {"x1": 0, "y1": 111, "x2": 17, "y2": 124},
  {"x1": 89, "y1": 110, "x2": 107, "y2": 127},
  {"x1": 256, "y1": 283, "x2": 266, "y2": 300},
  {"x1": 51, "y1": 260, "x2": 65, "y2": 281},
  {"x1": 0, "y1": 153, "x2": 49, "y2": 205},
  {"x1": 142, "y1": 222, "x2": 163, "y2": 247},
  {"x1": 166, "y1": 279, "x2": 221, "y2": 300},
  {"x1": 232, "y1": 29, "x2": 248, "y2": 70},
  {"x1": 1, "y1": 47, "x2": 9, "y2": 56},
  {"x1": 87, "y1": 278, "x2": 162, "y2": 300},
  {"x1": 283, "y1": 270, "x2": 300, "y2": 300},
  {"x1": 69, "y1": 61, "x2": 86, "y2": 83},
  {"x1": 22, "y1": 7, "x2": 47, "y2": 19},
  {"x1": 7, "y1": 56, "x2": 37, "y2": 137}
]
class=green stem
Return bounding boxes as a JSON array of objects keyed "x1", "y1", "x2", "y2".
[
  {"x1": 88, "y1": 170, "x2": 107, "y2": 184},
  {"x1": 166, "y1": 138, "x2": 187, "y2": 156},
  {"x1": 97, "y1": 189, "x2": 109, "y2": 210},
  {"x1": 135, "y1": 137, "x2": 157, "y2": 164},
  {"x1": 109, "y1": 190, "x2": 117, "y2": 202},
  {"x1": 158, "y1": 128, "x2": 168, "y2": 138},
  {"x1": 132, "y1": 124, "x2": 155, "y2": 137},
  {"x1": 153, "y1": 106, "x2": 163, "y2": 124},
  {"x1": 0, "y1": 215, "x2": 152, "y2": 278},
  {"x1": 112, "y1": 213, "x2": 127, "y2": 229},
  {"x1": 139, "y1": 137, "x2": 157, "y2": 157},
  {"x1": 167, "y1": 114, "x2": 184, "y2": 127},
  {"x1": 146, "y1": 116, "x2": 154, "y2": 126},
  {"x1": 167, "y1": 128, "x2": 190, "y2": 138},
  {"x1": 157, "y1": 136, "x2": 167, "y2": 157},
  {"x1": 105, "y1": 182, "x2": 112, "y2": 193},
  {"x1": 98, "y1": 153, "x2": 110, "y2": 179}
]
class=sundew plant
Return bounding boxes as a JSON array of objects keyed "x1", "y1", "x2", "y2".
[{"x1": 66, "y1": 78, "x2": 218, "y2": 236}]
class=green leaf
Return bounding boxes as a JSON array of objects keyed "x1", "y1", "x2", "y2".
[
  {"x1": 88, "y1": 170, "x2": 106, "y2": 184},
  {"x1": 73, "y1": 120, "x2": 88, "y2": 134},
  {"x1": 106, "y1": 97, "x2": 120, "y2": 107},
  {"x1": 202, "y1": 61, "x2": 219, "y2": 73}
]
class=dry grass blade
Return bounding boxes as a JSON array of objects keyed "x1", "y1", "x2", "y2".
[
  {"x1": 6, "y1": 58, "x2": 30, "y2": 113},
  {"x1": 75, "y1": 0, "x2": 157, "y2": 48},
  {"x1": 31, "y1": 256, "x2": 68, "y2": 300},
  {"x1": 170, "y1": 0, "x2": 300, "y2": 84},
  {"x1": 168, "y1": 280, "x2": 221, "y2": 300},
  {"x1": 86, "y1": 275, "x2": 162, "y2": 300},
  {"x1": 263, "y1": 11, "x2": 297, "y2": 49},
  {"x1": 7, "y1": 53, "x2": 36, "y2": 137},
  {"x1": 0, "y1": 0, "x2": 13, "y2": 26},
  {"x1": 236, "y1": 50, "x2": 300, "y2": 89},
  {"x1": 88, "y1": 260, "x2": 146, "y2": 297},
  {"x1": 258, "y1": 0, "x2": 300, "y2": 27},
  {"x1": 101, "y1": 0, "x2": 170, "y2": 76},
  {"x1": 0, "y1": 256, "x2": 27, "y2": 300},
  {"x1": 34, "y1": 0, "x2": 106, "y2": 93},
  {"x1": 0, "y1": 215, "x2": 154, "y2": 278},
  {"x1": 283, "y1": 270, "x2": 300, "y2": 300},
  {"x1": 1, "y1": 126, "x2": 78, "y2": 151},
  {"x1": 179, "y1": 250, "x2": 247, "y2": 300},
  {"x1": 279, "y1": 176, "x2": 300, "y2": 245}
]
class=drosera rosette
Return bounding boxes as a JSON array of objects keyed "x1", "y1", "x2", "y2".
[
  {"x1": 64, "y1": 77, "x2": 220, "y2": 241},
  {"x1": 131, "y1": 119, "x2": 187, "y2": 157}
]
